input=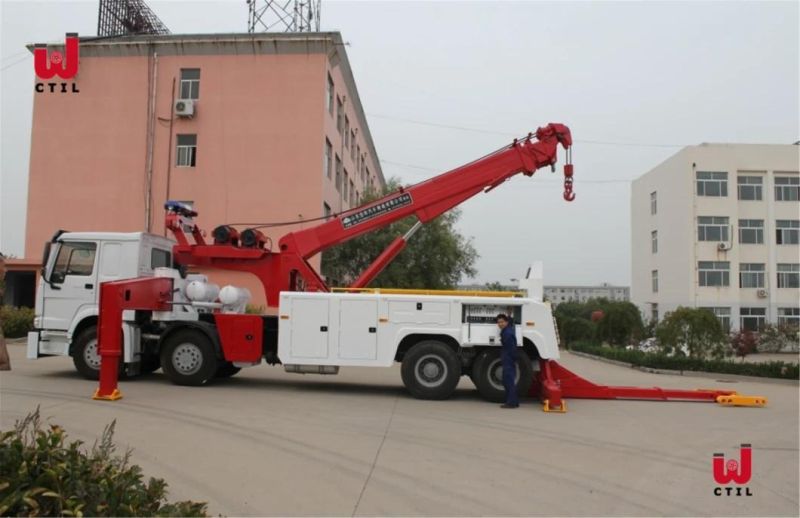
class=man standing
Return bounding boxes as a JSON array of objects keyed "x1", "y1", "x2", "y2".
[
  {"x1": 496, "y1": 313, "x2": 518, "y2": 408},
  {"x1": 0, "y1": 253, "x2": 11, "y2": 370}
]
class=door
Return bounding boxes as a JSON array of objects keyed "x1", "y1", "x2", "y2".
[
  {"x1": 41, "y1": 241, "x2": 98, "y2": 331},
  {"x1": 290, "y1": 298, "x2": 330, "y2": 359},
  {"x1": 339, "y1": 299, "x2": 378, "y2": 360}
]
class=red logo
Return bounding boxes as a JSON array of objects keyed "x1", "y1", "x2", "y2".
[
  {"x1": 34, "y1": 32, "x2": 79, "y2": 80},
  {"x1": 713, "y1": 444, "x2": 752, "y2": 485}
]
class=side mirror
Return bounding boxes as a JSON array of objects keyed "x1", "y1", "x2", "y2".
[{"x1": 50, "y1": 271, "x2": 66, "y2": 284}]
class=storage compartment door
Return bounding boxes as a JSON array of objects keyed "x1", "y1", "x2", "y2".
[
  {"x1": 339, "y1": 299, "x2": 378, "y2": 360},
  {"x1": 290, "y1": 298, "x2": 330, "y2": 359}
]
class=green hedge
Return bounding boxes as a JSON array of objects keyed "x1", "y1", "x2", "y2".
[
  {"x1": 0, "y1": 306, "x2": 34, "y2": 338},
  {"x1": 570, "y1": 341, "x2": 799, "y2": 380}
]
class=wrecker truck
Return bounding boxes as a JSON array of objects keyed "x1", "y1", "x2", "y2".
[{"x1": 28, "y1": 123, "x2": 765, "y2": 410}]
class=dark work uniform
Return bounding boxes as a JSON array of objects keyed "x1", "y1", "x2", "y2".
[{"x1": 500, "y1": 323, "x2": 519, "y2": 406}]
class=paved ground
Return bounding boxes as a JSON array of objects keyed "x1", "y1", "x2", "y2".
[{"x1": 1, "y1": 342, "x2": 798, "y2": 517}]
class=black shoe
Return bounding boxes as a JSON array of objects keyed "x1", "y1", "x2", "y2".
[{"x1": 500, "y1": 403, "x2": 519, "y2": 409}]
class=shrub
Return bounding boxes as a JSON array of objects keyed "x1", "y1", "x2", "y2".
[
  {"x1": 571, "y1": 341, "x2": 799, "y2": 380},
  {"x1": 655, "y1": 307, "x2": 727, "y2": 359},
  {"x1": 559, "y1": 317, "x2": 595, "y2": 346},
  {"x1": 0, "y1": 409, "x2": 207, "y2": 517},
  {"x1": 758, "y1": 323, "x2": 800, "y2": 353},
  {"x1": 0, "y1": 305, "x2": 34, "y2": 338}
]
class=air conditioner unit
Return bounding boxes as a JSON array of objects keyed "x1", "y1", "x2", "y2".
[
  {"x1": 175, "y1": 99, "x2": 195, "y2": 118},
  {"x1": 717, "y1": 242, "x2": 731, "y2": 251},
  {"x1": 757, "y1": 289, "x2": 768, "y2": 298}
]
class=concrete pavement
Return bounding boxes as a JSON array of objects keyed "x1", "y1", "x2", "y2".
[{"x1": 1, "y1": 342, "x2": 798, "y2": 516}]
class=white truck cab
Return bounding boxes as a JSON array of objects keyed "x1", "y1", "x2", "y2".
[{"x1": 28, "y1": 230, "x2": 174, "y2": 378}]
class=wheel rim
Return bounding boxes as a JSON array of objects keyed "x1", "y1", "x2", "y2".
[
  {"x1": 487, "y1": 358, "x2": 520, "y2": 391},
  {"x1": 172, "y1": 342, "x2": 203, "y2": 375},
  {"x1": 415, "y1": 353, "x2": 448, "y2": 388},
  {"x1": 83, "y1": 338, "x2": 101, "y2": 370}
]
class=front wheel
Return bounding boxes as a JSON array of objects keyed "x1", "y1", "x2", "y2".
[
  {"x1": 471, "y1": 349, "x2": 533, "y2": 403},
  {"x1": 72, "y1": 326, "x2": 101, "y2": 380},
  {"x1": 160, "y1": 329, "x2": 219, "y2": 386},
  {"x1": 400, "y1": 340, "x2": 461, "y2": 400}
]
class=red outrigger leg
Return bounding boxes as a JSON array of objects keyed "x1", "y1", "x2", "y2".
[
  {"x1": 93, "y1": 277, "x2": 174, "y2": 401},
  {"x1": 530, "y1": 359, "x2": 747, "y2": 413}
]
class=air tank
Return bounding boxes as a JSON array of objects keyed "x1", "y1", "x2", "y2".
[
  {"x1": 219, "y1": 285, "x2": 251, "y2": 307},
  {"x1": 185, "y1": 280, "x2": 220, "y2": 302}
]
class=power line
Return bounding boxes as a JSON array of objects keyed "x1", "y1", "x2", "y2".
[
  {"x1": 1, "y1": 54, "x2": 31, "y2": 72},
  {"x1": 367, "y1": 112, "x2": 686, "y2": 148}
]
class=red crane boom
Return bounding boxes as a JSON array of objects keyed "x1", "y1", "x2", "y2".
[{"x1": 167, "y1": 123, "x2": 574, "y2": 308}]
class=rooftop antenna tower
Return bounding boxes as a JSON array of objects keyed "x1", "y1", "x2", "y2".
[
  {"x1": 247, "y1": 0, "x2": 321, "y2": 33},
  {"x1": 97, "y1": 0, "x2": 170, "y2": 37}
]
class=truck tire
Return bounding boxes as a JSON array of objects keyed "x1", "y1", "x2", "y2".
[
  {"x1": 471, "y1": 349, "x2": 533, "y2": 403},
  {"x1": 401, "y1": 340, "x2": 461, "y2": 400},
  {"x1": 216, "y1": 362, "x2": 241, "y2": 378},
  {"x1": 160, "y1": 329, "x2": 219, "y2": 386},
  {"x1": 72, "y1": 326, "x2": 101, "y2": 380}
]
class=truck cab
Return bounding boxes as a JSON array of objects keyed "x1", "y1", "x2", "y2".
[{"x1": 28, "y1": 231, "x2": 174, "y2": 378}]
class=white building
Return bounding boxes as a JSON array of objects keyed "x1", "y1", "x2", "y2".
[
  {"x1": 544, "y1": 284, "x2": 630, "y2": 305},
  {"x1": 631, "y1": 143, "x2": 800, "y2": 331}
]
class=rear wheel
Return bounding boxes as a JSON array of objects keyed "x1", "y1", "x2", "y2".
[
  {"x1": 471, "y1": 349, "x2": 533, "y2": 403},
  {"x1": 400, "y1": 340, "x2": 461, "y2": 400},
  {"x1": 160, "y1": 329, "x2": 219, "y2": 386}
]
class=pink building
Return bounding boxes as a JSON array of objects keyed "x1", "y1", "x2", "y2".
[{"x1": 25, "y1": 32, "x2": 384, "y2": 306}]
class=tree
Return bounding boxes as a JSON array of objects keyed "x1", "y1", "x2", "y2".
[
  {"x1": 484, "y1": 281, "x2": 506, "y2": 291},
  {"x1": 730, "y1": 329, "x2": 758, "y2": 361},
  {"x1": 655, "y1": 307, "x2": 727, "y2": 359},
  {"x1": 321, "y1": 178, "x2": 478, "y2": 289},
  {"x1": 594, "y1": 302, "x2": 644, "y2": 346}
]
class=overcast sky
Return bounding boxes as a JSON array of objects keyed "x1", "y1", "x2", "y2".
[{"x1": 1, "y1": 0, "x2": 798, "y2": 285}]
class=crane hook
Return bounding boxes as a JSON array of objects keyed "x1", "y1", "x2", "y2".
[{"x1": 563, "y1": 160, "x2": 575, "y2": 202}]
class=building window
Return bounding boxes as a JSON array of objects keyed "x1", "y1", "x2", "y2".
[
  {"x1": 777, "y1": 263, "x2": 800, "y2": 288},
  {"x1": 324, "y1": 138, "x2": 332, "y2": 179},
  {"x1": 698, "y1": 261, "x2": 729, "y2": 287},
  {"x1": 176, "y1": 134, "x2": 197, "y2": 167},
  {"x1": 737, "y1": 175, "x2": 763, "y2": 201},
  {"x1": 650, "y1": 191, "x2": 657, "y2": 214},
  {"x1": 774, "y1": 176, "x2": 799, "y2": 201},
  {"x1": 651, "y1": 303, "x2": 658, "y2": 323},
  {"x1": 740, "y1": 307, "x2": 766, "y2": 331},
  {"x1": 179, "y1": 68, "x2": 200, "y2": 100},
  {"x1": 777, "y1": 308, "x2": 800, "y2": 328},
  {"x1": 326, "y1": 73, "x2": 334, "y2": 115},
  {"x1": 335, "y1": 155, "x2": 342, "y2": 192},
  {"x1": 651, "y1": 230, "x2": 657, "y2": 253},
  {"x1": 336, "y1": 96, "x2": 344, "y2": 133},
  {"x1": 696, "y1": 171, "x2": 728, "y2": 197},
  {"x1": 738, "y1": 219, "x2": 764, "y2": 244},
  {"x1": 350, "y1": 180, "x2": 355, "y2": 205},
  {"x1": 351, "y1": 132, "x2": 357, "y2": 160},
  {"x1": 776, "y1": 220, "x2": 799, "y2": 245},
  {"x1": 739, "y1": 263, "x2": 765, "y2": 288},
  {"x1": 697, "y1": 216, "x2": 729, "y2": 242},
  {"x1": 701, "y1": 307, "x2": 731, "y2": 331},
  {"x1": 344, "y1": 117, "x2": 350, "y2": 148},
  {"x1": 323, "y1": 202, "x2": 332, "y2": 220},
  {"x1": 343, "y1": 170, "x2": 349, "y2": 200},
  {"x1": 355, "y1": 144, "x2": 361, "y2": 167},
  {"x1": 355, "y1": 190, "x2": 360, "y2": 205},
  {"x1": 651, "y1": 270, "x2": 658, "y2": 293}
]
